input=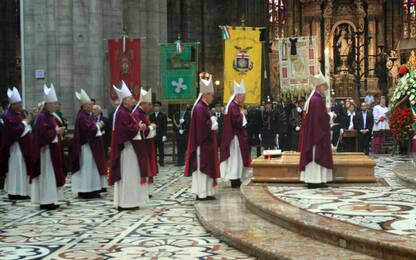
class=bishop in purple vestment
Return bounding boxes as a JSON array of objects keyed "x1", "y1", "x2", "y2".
[
  {"x1": 109, "y1": 81, "x2": 149, "y2": 210},
  {"x1": 0, "y1": 87, "x2": 32, "y2": 200},
  {"x1": 220, "y1": 80, "x2": 251, "y2": 188},
  {"x1": 299, "y1": 72, "x2": 333, "y2": 189},
  {"x1": 31, "y1": 84, "x2": 66, "y2": 210},
  {"x1": 184, "y1": 74, "x2": 220, "y2": 200},
  {"x1": 71, "y1": 89, "x2": 107, "y2": 199}
]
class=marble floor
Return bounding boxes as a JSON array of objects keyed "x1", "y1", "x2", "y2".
[
  {"x1": 268, "y1": 155, "x2": 416, "y2": 238},
  {"x1": 1, "y1": 154, "x2": 415, "y2": 259},
  {"x1": 0, "y1": 164, "x2": 253, "y2": 260}
]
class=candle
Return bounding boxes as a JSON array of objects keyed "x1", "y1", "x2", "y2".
[{"x1": 324, "y1": 48, "x2": 331, "y2": 108}]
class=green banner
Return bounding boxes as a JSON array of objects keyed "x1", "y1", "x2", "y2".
[{"x1": 160, "y1": 42, "x2": 198, "y2": 103}]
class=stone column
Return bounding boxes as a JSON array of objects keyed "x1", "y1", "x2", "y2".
[
  {"x1": 0, "y1": 0, "x2": 17, "y2": 97},
  {"x1": 24, "y1": 0, "x2": 49, "y2": 109},
  {"x1": 72, "y1": 0, "x2": 104, "y2": 116},
  {"x1": 124, "y1": 0, "x2": 167, "y2": 101},
  {"x1": 368, "y1": 16, "x2": 377, "y2": 76},
  {"x1": 57, "y1": 0, "x2": 74, "y2": 120},
  {"x1": 102, "y1": 0, "x2": 123, "y2": 114}
]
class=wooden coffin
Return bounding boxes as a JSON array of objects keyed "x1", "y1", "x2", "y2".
[{"x1": 251, "y1": 152, "x2": 376, "y2": 183}]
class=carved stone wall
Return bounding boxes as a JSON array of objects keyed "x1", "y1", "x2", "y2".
[{"x1": 282, "y1": 0, "x2": 398, "y2": 98}]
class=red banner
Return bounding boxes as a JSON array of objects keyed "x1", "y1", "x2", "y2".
[{"x1": 108, "y1": 37, "x2": 141, "y2": 101}]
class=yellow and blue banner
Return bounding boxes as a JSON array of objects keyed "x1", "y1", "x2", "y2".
[{"x1": 223, "y1": 26, "x2": 262, "y2": 105}]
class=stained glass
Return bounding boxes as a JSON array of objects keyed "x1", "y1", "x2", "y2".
[
  {"x1": 403, "y1": 0, "x2": 416, "y2": 38},
  {"x1": 269, "y1": 0, "x2": 286, "y2": 38}
]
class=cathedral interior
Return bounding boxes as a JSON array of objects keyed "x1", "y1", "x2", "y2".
[
  {"x1": 0, "y1": 0, "x2": 415, "y2": 116},
  {"x1": 1, "y1": 1, "x2": 416, "y2": 260}
]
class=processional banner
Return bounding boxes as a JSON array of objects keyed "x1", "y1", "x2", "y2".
[
  {"x1": 108, "y1": 37, "x2": 141, "y2": 101},
  {"x1": 223, "y1": 26, "x2": 262, "y2": 105},
  {"x1": 160, "y1": 42, "x2": 198, "y2": 103},
  {"x1": 278, "y1": 36, "x2": 318, "y2": 100}
]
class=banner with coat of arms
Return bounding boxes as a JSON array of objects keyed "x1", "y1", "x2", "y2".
[
  {"x1": 160, "y1": 42, "x2": 198, "y2": 103},
  {"x1": 278, "y1": 36, "x2": 318, "y2": 101},
  {"x1": 108, "y1": 37, "x2": 141, "y2": 101},
  {"x1": 223, "y1": 26, "x2": 262, "y2": 105}
]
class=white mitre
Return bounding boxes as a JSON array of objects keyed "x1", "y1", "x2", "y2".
[
  {"x1": 233, "y1": 79, "x2": 246, "y2": 95},
  {"x1": 200, "y1": 75, "x2": 214, "y2": 94},
  {"x1": 43, "y1": 83, "x2": 58, "y2": 103},
  {"x1": 75, "y1": 89, "x2": 92, "y2": 105},
  {"x1": 310, "y1": 70, "x2": 328, "y2": 88},
  {"x1": 7, "y1": 87, "x2": 22, "y2": 104},
  {"x1": 225, "y1": 79, "x2": 246, "y2": 114},
  {"x1": 141, "y1": 88, "x2": 152, "y2": 103},
  {"x1": 113, "y1": 80, "x2": 132, "y2": 102}
]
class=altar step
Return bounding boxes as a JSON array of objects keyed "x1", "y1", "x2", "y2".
[
  {"x1": 241, "y1": 184, "x2": 416, "y2": 260},
  {"x1": 393, "y1": 162, "x2": 416, "y2": 189},
  {"x1": 195, "y1": 190, "x2": 375, "y2": 260}
]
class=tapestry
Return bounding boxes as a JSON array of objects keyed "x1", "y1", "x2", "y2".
[
  {"x1": 278, "y1": 36, "x2": 318, "y2": 101},
  {"x1": 108, "y1": 37, "x2": 141, "y2": 101},
  {"x1": 223, "y1": 26, "x2": 262, "y2": 105},
  {"x1": 160, "y1": 42, "x2": 198, "y2": 103}
]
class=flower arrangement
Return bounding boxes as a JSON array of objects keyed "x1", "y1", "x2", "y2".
[
  {"x1": 389, "y1": 69, "x2": 416, "y2": 143},
  {"x1": 389, "y1": 99, "x2": 414, "y2": 142},
  {"x1": 390, "y1": 71, "x2": 416, "y2": 108}
]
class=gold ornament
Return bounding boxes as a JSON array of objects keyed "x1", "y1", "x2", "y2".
[{"x1": 406, "y1": 50, "x2": 416, "y2": 72}]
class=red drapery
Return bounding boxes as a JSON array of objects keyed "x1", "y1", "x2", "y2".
[{"x1": 108, "y1": 37, "x2": 141, "y2": 101}]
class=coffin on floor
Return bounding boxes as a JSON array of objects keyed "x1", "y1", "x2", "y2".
[{"x1": 251, "y1": 152, "x2": 376, "y2": 183}]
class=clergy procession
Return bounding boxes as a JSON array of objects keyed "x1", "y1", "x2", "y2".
[{"x1": 0, "y1": 69, "x2": 364, "y2": 210}]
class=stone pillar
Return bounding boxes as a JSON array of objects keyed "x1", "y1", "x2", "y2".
[
  {"x1": 103, "y1": 0, "x2": 123, "y2": 114},
  {"x1": 124, "y1": 0, "x2": 167, "y2": 100},
  {"x1": 22, "y1": 0, "x2": 123, "y2": 124},
  {"x1": 0, "y1": 0, "x2": 17, "y2": 97},
  {"x1": 72, "y1": 0, "x2": 104, "y2": 116},
  {"x1": 23, "y1": 0, "x2": 48, "y2": 109},
  {"x1": 368, "y1": 16, "x2": 377, "y2": 76},
  {"x1": 57, "y1": 0, "x2": 74, "y2": 119}
]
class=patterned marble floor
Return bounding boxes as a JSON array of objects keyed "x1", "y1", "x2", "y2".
[
  {"x1": 0, "y1": 163, "x2": 254, "y2": 260},
  {"x1": 268, "y1": 155, "x2": 416, "y2": 238}
]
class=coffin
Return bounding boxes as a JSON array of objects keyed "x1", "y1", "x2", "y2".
[{"x1": 251, "y1": 152, "x2": 376, "y2": 183}]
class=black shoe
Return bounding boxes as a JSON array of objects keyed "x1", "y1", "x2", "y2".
[
  {"x1": 8, "y1": 194, "x2": 30, "y2": 200},
  {"x1": 117, "y1": 206, "x2": 139, "y2": 211},
  {"x1": 196, "y1": 196, "x2": 215, "y2": 201},
  {"x1": 40, "y1": 204, "x2": 60, "y2": 210},
  {"x1": 149, "y1": 195, "x2": 153, "y2": 199},
  {"x1": 79, "y1": 191, "x2": 101, "y2": 199},
  {"x1": 307, "y1": 183, "x2": 319, "y2": 189},
  {"x1": 100, "y1": 188, "x2": 107, "y2": 193},
  {"x1": 230, "y1": 179, "x2": 241, "y2": 188},
  {"x1": 159, "y1": 163, "x2": 165, "y2": 167}
]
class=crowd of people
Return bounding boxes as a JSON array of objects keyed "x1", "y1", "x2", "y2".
[
  {"x1": 0, "y1": 72, "x2": 403, "y2": 211},
  {"x1": 209, "y1": 90, "x2": 393, "y2": 157}
]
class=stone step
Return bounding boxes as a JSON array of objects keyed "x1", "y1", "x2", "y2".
[
  {"x1": 393, "y1": 162, "x2": 416, "y2": 189},
  {"x1": 242, "y1": 184, "x2": 416, "y2": 260},
  {"x1": 195, "y1": 190, "x2": 375, "y2": 260}
]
